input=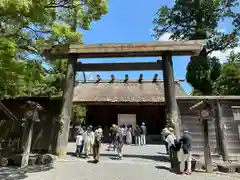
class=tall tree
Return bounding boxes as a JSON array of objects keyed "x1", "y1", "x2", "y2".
[
  {"x1": 153, "y1": 0, "x2": 240, "y2": 95},
  {"x1": 214, "y1": 52, "x2": 240, "y2": 95}
]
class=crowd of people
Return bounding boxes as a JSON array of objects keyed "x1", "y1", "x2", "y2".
[
  {"x1": 75, "y1": 123, "x2": 192, "y2": 175},
  {"x1": 75, "y1": 125, "x2": 103, "y2": 163},
  {"x1": 75, "y1": 122, "x2": 147, "y2": 162},
  {"x1": 161, "y1": 127, "x2": 193, "y2": 175}
]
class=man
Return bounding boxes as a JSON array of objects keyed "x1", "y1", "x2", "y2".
[
  {"x1": 115, "y1": 125, "x2": 124, "y2": 159},
  {"x1": 178, "y1": 130, "x2": 192, "y2": 175},
  {"x1": 92, "y1": 126, "x2": 103, "y2": 163},
  {"x1": 140, "y1": 122, "x2": 147, "y2": 145}
]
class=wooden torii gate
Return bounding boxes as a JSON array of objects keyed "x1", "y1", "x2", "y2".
[{"x1": 43, "y1": 40, "x2": 204, "y2": 157}]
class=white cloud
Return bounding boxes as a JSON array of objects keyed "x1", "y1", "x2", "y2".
[
  {"x1": 210, "y1": 46, "x2": 240, "y2": 63},
  {"x1": 157, "y1": 32, "x2": 173, "y2": 41}
]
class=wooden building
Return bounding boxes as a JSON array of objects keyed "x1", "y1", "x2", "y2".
[
  {"x1": 73, "y1": 79, "x2": 187, "y2": 136},
  {"x1": 73, "y1": 83, "x2": 240, "y2": 156}
]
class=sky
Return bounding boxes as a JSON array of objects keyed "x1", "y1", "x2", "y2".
[{"x1": 76, "y1": 0, "x2": 240, "y2": 94}]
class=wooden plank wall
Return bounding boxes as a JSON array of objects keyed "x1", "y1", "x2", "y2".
[
  {"x1": 178, "y1": 100, "x2": 218, "y2": 154},
  {"x1": 178, "y1": 99, "x2": 240, "y2": 155},
  {"x1": 220, "y1": 100, "x2": 240, "y2": 154}
]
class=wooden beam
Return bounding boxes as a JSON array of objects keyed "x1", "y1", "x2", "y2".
[
  {"x1": 76, "y1": 79, "x2": 184, "y2": 83},
  {"x1": 42, "y1": 40, "x2": 205, "y2": 59},
  {"x1": 75, "y1": 61, "x2": 163, "y2": 71}
]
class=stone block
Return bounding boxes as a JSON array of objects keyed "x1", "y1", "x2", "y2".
[
  {"x1": 217, "y1": 163, "x2": 240, "y2": 173},
  {"x1": 0, "y1": 157, "x2": 8, "y2": 166},
  {"x1": 36, "y1": 154, "x2": 54, "y2": 165}
]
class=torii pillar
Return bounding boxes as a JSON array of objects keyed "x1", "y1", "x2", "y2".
[
  {"x1": 162, "y1": 52, "x2": 181, "y2": 138},
  {"x1": 56, "y1": 54, "x2": 77, "y2": 157}
]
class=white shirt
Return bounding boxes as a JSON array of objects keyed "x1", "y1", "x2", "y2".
[
  {"x1": 76, "y1": 135, "x2": 84, "y2": 145},
  {"x1": 166, "y1": 134, "x2": 176, "y2": 148}
]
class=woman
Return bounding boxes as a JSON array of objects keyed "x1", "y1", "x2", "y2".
[
  {"x1": 83, "y1": 126, "x2": 95, "y2": 158},
  {"x1": 126, "y1": 125, "x2": 132, "y2": 145}
]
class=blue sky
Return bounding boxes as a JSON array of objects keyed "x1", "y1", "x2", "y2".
[{"x1": 76, "y1": 0, "x2": 239, "y2": 94}]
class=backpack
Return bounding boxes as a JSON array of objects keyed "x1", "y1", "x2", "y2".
[
  {"x1": 94, "y1": 132, "x2": 102, "y2": 145},
  {"x1": 115, "y1": 129, "x2": 123, "y2": 143},
  {"x1": 173, "y1": 139, "x2": 181, "y2": 151}
]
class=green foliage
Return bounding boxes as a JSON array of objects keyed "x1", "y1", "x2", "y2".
[
  {"x1": 73, "y1": 105, "x2": 86, "y2": 125},
  {"x1": 153, "y1": 0, "x2": 239, "y2": 95},
  {"x1": 0, "y1": 0, "x2": 108, "y2": 98},
  {"x1": 214, "y1": 52, "x2": 240, "y2": 95}
]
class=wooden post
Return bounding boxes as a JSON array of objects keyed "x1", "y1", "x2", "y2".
[
  {"x1": 162, "y1": 52, "x2": 181, "y2": 138},
  {"x1": 56, "y1": 54, "x2": 77, "y2": 157},
  {"x1": 21, "y1": 109, "x2": 36, "y2": 167},
  {"x1": 162, "y1": 51, "x2": 180, "y2": 172},
  {"x1": 202, "y1": 117, "x2": 213, "y2": 172},
  {"x1": 215, "y1": 100, "x2": 229, "y2": 161}
]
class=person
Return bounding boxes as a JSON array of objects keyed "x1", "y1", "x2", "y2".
[
  {"x1": 83, "y1": 126, "x2": 95, "y2": 158},
  {"x1": 121, "y1": 125, "x2": 127, "y2": 144},
  {"x1": 126, "y1": 125, "x2": 132, "y2": 145},
  {"x1": 108, "y1": 124, "x2": 117, "y2": 151},
  {"x1": 140, "y1": 122, "x2": 147, "y2": 145},
  {"x1": 165, "y1": 127, "x2": 177, "y2": 169},
  {"x1": 161, "y1": 127, "x2": 170, "y2": 154},
  {"x1": 178, "y1": 130, "x2": 192, "y2": 175},
  {"x1": 134, "y1": 125, "x2": 141, "y2": 146},
  {"x1": 115, "y1": 125, "x2": 124, "y2": 159},
  {"x1": 92, "y1": 126, "x2": 103, "y2": 163},
  {"x1": 75, "y1": 132, "x2": 84, "y2": 157}
]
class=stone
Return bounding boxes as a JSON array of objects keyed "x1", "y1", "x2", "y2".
[
  {"x1": 0, "y1": 157, "x2": 8, "y2": 166},
  {"x1": 217, "y1": 163, "x2": 240, "y2": 173},
  {"x1": 36, "y1": 154, "x2": 54, "y2": 165}
]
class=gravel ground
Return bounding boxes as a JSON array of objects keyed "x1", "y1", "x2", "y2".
[{"x1": 1, "y1": 143, "x2": 240, "y2": 180}]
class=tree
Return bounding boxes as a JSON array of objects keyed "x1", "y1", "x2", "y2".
[
  {"x1": 214, "y1": 52, "x2": 240, "y2": 95},
  {"x1": 153, "y1": 0, "x2": 240, "y2": 95},
  {"x1": 1, "y1": 0, "x2": 108, "y2": 157}
]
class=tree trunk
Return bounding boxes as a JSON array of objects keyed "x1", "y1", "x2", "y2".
[{"x1": 56, "y1": 55, "x2": 77, "y2": 157}]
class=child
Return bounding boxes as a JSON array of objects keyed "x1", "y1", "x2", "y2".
[{"x1": 76, "y1": 132, "x2": 84, "y2": 157}]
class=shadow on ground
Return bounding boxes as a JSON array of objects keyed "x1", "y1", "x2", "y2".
[
  {"x1": 0, "y1": 164, "x2": 53, "y2": 179},
  {"x1": 67, "y1": 152, "x2": 169, "y2": 162}
]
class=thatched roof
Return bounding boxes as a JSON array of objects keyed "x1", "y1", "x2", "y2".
[{"x1": 73, "y1": 81, "x2": 187, "y2": 103}]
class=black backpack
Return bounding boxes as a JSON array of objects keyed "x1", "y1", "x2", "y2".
[{"x1": 173, "y1": 139, "x2": 181, "y2": 151}]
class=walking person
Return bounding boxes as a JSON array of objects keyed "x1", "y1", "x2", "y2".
[
  {"x1": 178, "y1": 130, "x2": 193, "y2": 175},
  {"x1": 83, "y1": 126, "x2": 95, "y2": 158},
  {"x1": 115, "y1": 125, "x2": 124, "y2": 159},
  {"x1": 126, "y1": 125, "x2": 132, "y2": 145},
  {"x1": 92, "y1": 126, "x2": 103, "y2": 163},
  {"x1": 134, "y1": 125, "x2": 141, "y2": 146},
  {"x1": 140, "y1": 122, "x2": 147, "y2": 145},
  {"x1": 75, "y1": 132, "x2": 84, "y2": 157}
]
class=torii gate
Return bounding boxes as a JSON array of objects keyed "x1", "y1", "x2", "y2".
[{"x1": 43, "y1": 40, "x2": 204, "y2": 157}]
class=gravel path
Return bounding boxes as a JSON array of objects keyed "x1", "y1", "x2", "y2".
[{"x1": 2, "y1": 143, "x2": 240, "y2": 180}]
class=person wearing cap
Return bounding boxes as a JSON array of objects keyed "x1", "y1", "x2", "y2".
[
  {"x1": 178, "y1": 130, "x2": 193, "y2": 175},
  {"x1": 140, "y1": 122, "x2": 147, "y2": 145}
]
